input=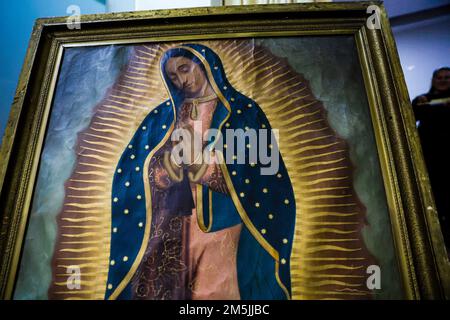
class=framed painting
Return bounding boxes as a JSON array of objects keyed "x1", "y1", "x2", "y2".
[{"x1": 0, "y1": 2, "x2": 448, "y2": 300}]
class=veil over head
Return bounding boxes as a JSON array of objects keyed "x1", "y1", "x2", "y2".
[{"x1": 105, "y1": 44, "x2": 296, "y2": 300}]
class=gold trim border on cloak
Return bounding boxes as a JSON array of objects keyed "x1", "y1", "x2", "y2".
[{"x1": 0, "y1": 2, "x2": 446, "y2": 300}]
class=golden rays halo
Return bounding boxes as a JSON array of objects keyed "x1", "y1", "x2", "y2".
[
  {"x1": 48, "y1": 43, "x2": 169, "y2": 299},
  {"x1": 212, "y1": 39, "x2": 376, "y2": 299},
  {"x1": 49, "y1": 39, "x2": 375, "y2": 300}
]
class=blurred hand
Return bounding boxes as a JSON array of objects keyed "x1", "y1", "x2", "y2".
[{"x1": 416, "y1": 95, "x2": 429, "y2": 105}]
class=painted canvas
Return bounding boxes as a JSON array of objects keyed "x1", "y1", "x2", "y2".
[{"x1": 14, "y1": 37, "x2": 404, "y2": 300}]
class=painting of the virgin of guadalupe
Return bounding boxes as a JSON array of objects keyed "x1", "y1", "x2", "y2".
[{"x1": 13, "y1": 38, "x2": 405, "y2": 300}]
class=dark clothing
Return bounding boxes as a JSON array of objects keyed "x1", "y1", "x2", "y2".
[{"x1": 412, "y1": 90, "x2": 450, "y2": 251}]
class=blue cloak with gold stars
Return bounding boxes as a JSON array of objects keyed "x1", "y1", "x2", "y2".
[{"x1": 105, "y1": 44, "x2": 296, "y2": 300}]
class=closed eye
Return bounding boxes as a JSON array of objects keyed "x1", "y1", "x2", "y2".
[{"x1": 178, "y1": 64, "x2": 190, "y2": 73}]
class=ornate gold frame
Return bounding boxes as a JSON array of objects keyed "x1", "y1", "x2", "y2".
[{"x1": 0, "y1": 2, "x2": 448, "y2": 299}]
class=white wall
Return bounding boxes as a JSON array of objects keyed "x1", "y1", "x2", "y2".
[
  {"x1": 383, "y1": 0, "x2": 450, "y2": 17},
  {"x1": 224, "y1": 0, "x2": 321, "y2": 4},
  {"x1": 136, "y1": 0, "x2": 221, "y2": 10},
  {"x1": 107, "y1": 0, "x2": 326, "y2": 11},
  {"x1": 106, "y1": 0, "x2": 221, "y2": 12},
  {"x1": 393, "y1": 15, "x2": 450, "y2": 99},
  {"x1": 107, "y1": 0, "x2": 134, "y2": 12}
]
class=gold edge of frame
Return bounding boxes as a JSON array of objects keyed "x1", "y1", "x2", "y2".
[
  {"x1": 380, "y1": 6, "x2": 450, "y2": 298},
  {"x1": 0, "y1": 23, "x2": 44, "y2": 195},
  {"x1": 35, "y1": 1, "x2": 382, "y2": 26},
  {"x1": 407, "y1": 83, "x2": 450, "y2": 297},
  {"x1": 61, "y1": 29, "x2": 357, "y2": 49},
  {"x1": 3, "y1": 43, "x2": 65, "y2": 299},
  {"x1": 354, "y1": 27, "x2": 418, "y2": 300}
]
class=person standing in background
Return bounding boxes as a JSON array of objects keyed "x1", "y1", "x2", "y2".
[{"x1": 412, "y1": 67, "x2": 450, "y2": 254}]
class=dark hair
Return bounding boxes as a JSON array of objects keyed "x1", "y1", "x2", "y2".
[
  {"x1": 161, "y1": 47, "x2": 205, "y2": 73},
  {"x1": 432, "y1": 67, "x2": 450, "y2": 78},
  {"x1": 160, "y1": 47, "x2": 207, "y2": 95},
  {"x1": 429, "y1": 67, "x2": 450, "y2": 93}
]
